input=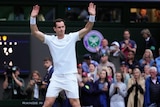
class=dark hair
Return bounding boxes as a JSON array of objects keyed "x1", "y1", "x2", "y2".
[
  {"x1": 43, "y1": 57, "x2": 52, "y2": 62},
  {"x1": 53, "y1": 18, "x2": 65, "y2": 27},
  {"x1": 128, "y1": 50, "x2": 135, "y2": 55},
  {"x1": 116, "y1": 72, "x2": 124, "y2": 83},
  {"x1": 107, "y1": 66, "x2": 114, "y2": 79},
  {"x1": 100, "y1": 69, "x2": 109, "y2": 83},
  {"x1": 124, "y1": 29, "x2": 130, "y2": 33}
]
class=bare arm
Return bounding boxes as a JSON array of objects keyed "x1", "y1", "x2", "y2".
[
  {"x1": 79, "y1": 2, "x2": 96, "y2": 39},
  {"x1": 30, "y1": 5, "x2": 45, "y2": 42},
  {"x1": 12, "y1": 73, "x2": 23, "y2": 87},
  {"x1": 3, "y1": 76, "x2": 8, "y2": 89}
]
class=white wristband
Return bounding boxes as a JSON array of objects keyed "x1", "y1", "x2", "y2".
[
  {"x1": 89, "y1": 15, "x2": 95, "y2": 22},
  {"x1": 30, "y1": 17, "x2": 36, "y2": 25}
]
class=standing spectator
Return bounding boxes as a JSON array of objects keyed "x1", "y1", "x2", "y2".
[
  {"x1": 109, "y1": 41, "x2": 126, "y2": 71},
  {"x1": 126, "y1": 50, "x2": 139, "y2": 70},
  {"x1": 97, "y1": 52, "x2": 116, "y2": 75},
  {"x1": 79, "y1": 72, "x2": 100, "y2": 107},
  {"x1": 142, "y1": 65, "x2": 150, "y2": 79},
  {"x1": 2, "y1": 66, "x2": 25, "y2": 100},
  {"x1": 96, "y1": 38, "x2": 110, "y2": 62},
  {"x1": 82, "y1": 53, "x2": 99, "y2": 73},
  {"x1": 127, "y1": 68, "x2": 145, "y2": 107},
  {"x1": 95, "y1": 69, "x2": 109, "y2": 107},
  {"x1": 120, "y1": 29, "x2": 137, "y2": 59},
  {"x1": 139, "y1": 49, "x2": 155, "y2": 71},
  {"x1": 109, "y1": 72, "x2": 127, "y2": 107},
  {"x1": 107, "y1": 66, "x2": 115, "y2": 84},
  {"x1": 88, "y1": 63, "x2": 99, "y2": 82},
  {"x1": 120, "y1": 61, "x2": 131, "y2": 86},
  {"x1": 141, "y1": 28, "x2": 157, "y2": 58},
  {"x1": 26, "y1": 70, "x2": 44, "y2": 100},
  {"x1": 42, "y1": 57, "x2": 54, "y2": 88},
  {"x1": 144, "y1": 66, "x2": 160, "y2": 107},
  {"x1": 77, "y1": 63, "x2": 83, "y2": 84},
  {"x1": 155, "y1": 48, "x2": 160, "y2": 74}
]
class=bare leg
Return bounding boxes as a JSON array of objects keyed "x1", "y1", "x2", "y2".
[
  {"x1": 42, "y1": 97, "x2": 56, "y2": 107},
  {"x1": 69, "y1": 98, "x2": 81, "y2": 107}
]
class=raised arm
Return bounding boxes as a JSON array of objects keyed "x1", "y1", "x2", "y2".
[
  {"x1": 79, "y1": 2, "x2": 96, "y2": 39},
  {"x1": 30, "y1": 5, "x2": 45, "y2": 42}
]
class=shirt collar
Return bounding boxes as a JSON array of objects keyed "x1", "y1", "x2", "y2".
[
  {"x1": 47, "y1": 66, "x2": 53, "y2": 72},
  {"x1": 145, "y1": 37, "x2": 150, "y2": 41}
]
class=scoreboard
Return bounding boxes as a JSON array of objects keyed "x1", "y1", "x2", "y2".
[{"x1": 0, "y1": 33, "x2": 30, "y2": 75}]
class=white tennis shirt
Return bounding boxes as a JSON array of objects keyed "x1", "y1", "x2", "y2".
[{"x1": 44, "y1": 32, "x2": 80, "y2": 75}]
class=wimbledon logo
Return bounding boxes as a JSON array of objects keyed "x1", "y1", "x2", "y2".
[{"x1": 83, "y1": 30, "x2": 104, "y2": 53}]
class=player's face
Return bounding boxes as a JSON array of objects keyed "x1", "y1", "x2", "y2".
[{"x1": 54, "y1": 21, "x2": 66, "y2": 36}]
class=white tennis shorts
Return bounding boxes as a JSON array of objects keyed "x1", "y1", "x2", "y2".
[{"x1": 46, "y1": 73, "x2": 79, "y2": 98}]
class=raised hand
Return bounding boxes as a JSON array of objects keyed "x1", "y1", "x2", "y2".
[
  {"x1": 88, "y1": 2, "x2": 96, "y2": 16},
  {"x1": 31, "y1": 5, "x2": 40, "y2": 17}
]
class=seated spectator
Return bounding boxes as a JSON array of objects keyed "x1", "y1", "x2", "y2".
[
  {"x1": 109, "y1": 72, "x2": 127, "y2": 107},
  {"x1": 109, "y1": 41, "x2": 126, "y2": 71},
  {"x1": 26, "y1": 70, "x2": 45, "y2": 100},
  {"x1": 37, "y1": 7, "x2": 45, "y2": 21},
  {"x1": 82, "y1": 53, "x2": 99, "y2": 73},
  {"x1": 8, "y1": 6, "x2": 24, "y2": 21},
  {"x1": 139, "y1": 49, "x2": 155, "y2": 71},
  {"x1": 136, "y1": 8, "x2": 149, "y2": 23},
  {"x1": 127, "y1": 68, "x2": 145, "y2": 107},
  {"x1": 2, "y1": 66, "x2": 25, "y2": 100},
  {"x1": 155, "y1": 48, "x2": 160, "y2": 74},
  {"x1": 154, "y1": 9, "x2": 160, "y2": 22},
  {"x1": 144, "y1": 66, "x2": 160, "y2": 107},
  {"x1": 95, "y1": 69, "x2": 109, "y2": 107},
  {"x1": 45, "y1": 8, "x2": 55, "y2": 21}
]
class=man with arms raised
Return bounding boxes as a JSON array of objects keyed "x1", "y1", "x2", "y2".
[{"x1": 30, "y1": 2, "x2": 96, "y2": 107}]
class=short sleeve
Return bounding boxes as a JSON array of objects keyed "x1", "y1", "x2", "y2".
[{"x1": 43, "y1": 34, "x2": 55, "y2": 44}]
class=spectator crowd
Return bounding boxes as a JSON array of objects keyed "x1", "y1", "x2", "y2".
[{"x1": 2, "y1": 28, "x2": 160, "y2": 107}]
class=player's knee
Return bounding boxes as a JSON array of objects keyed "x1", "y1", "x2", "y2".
[
  {"x1": 43, "y1": 97, "x2": 56, "y2": 107},
  {"x1": 69, "y1": 98, "x2": 81, "y2": 107}
]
